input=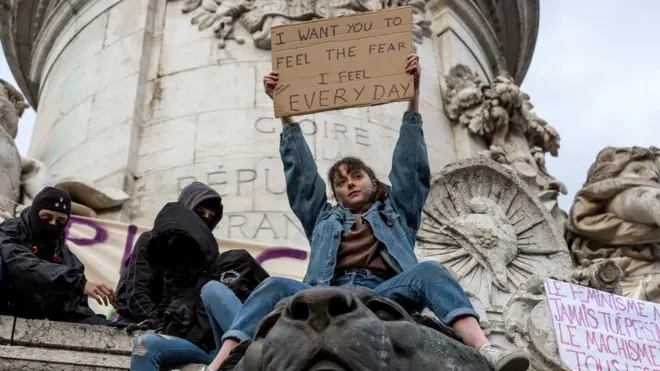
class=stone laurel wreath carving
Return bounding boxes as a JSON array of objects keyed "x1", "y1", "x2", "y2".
[
  {"x1": 416, "y1": 158, "x2": 573, "y2": 313},
  {"x1": 168, "y1": 0, "x2": 432, "y2": 49},
  {"x1": 567, "y1": 146, "x2": 660, "y2": 303},
  {"x1": 443, "y1": 65, "x2": 567, "y2": 230}
]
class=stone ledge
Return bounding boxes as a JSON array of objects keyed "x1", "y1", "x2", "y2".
[
  {"x1": 0, "y1": 345, "x2": 129, "y2": 370},
  {"x1": 11, "y1": 317, "x2": 132, "y2": 354},
  {"x1": 0, "y1": 316, "x2": 13, "y2": 344},
  {"x1": 0, "y1": 316, "x2": 208, "y2": 370}
]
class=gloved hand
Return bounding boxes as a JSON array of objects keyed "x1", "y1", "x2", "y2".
[
  {"x1": 126, "y1": 318, "x2": 159, "y2": 334},
  {"x1": 108, "y1": 317, "x2": 132, "y2": 329}
]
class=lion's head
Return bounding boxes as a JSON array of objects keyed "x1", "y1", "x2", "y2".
[{"x1": 233, "y1": 286, "x2": 491, "y2": 371}]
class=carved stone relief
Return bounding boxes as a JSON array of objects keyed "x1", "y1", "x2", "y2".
[
  {"x1": 168, "y1": 0, "x2": 432, "y2": 49},
  {"x1": 416, "y1": 157, "x2": 574, "y2": 335},
  {"x1": 567, "y1": 146, "x2": 660, "y2": 303},
  {"x1": 443, "y1": 65, "x2": 567, "y2": 232},
  {"x1": 0, "y1": 79, "x2": 28, "y2": 220},
  {"x1": 0, "y1": 79, "x2": 130, "y2": 221}
]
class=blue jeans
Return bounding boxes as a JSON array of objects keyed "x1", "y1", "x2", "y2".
[
  {"x1": 221, "y1": 261, "x2": 478, "y2": 343},
  {"x1": 130, "y1": 281, "x2": 242, "y2": 370}
]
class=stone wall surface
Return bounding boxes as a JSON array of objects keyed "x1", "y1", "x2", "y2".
[
  {"x1": 0, "y1": 316, "x2": 205, "y2": 370},
  {"x1": 21, "y1": 0, "x2": 502, "y2": 245},
  {"x1": 0, "y1": 0, "x2": 575, "y2": 370}
]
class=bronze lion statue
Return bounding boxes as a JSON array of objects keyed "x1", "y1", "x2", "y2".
[{"x1": 222, "y1": 285, "x2": 494, "y2": 371}]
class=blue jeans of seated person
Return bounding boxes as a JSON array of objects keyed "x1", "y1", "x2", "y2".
[
  {"x1": 130, "y1": 281, "x2": 241, "y2": 371},
  {"x1": 221, "y1": 260, "x2": 478, "y2": 343}
]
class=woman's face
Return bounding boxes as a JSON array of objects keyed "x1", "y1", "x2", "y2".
[{"x1": 619, "y1": 159, "x2": 660, "y2": 182}]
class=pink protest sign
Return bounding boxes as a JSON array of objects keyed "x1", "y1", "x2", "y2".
[{"x1": 545, "y1": 279, "x2": 660, "y2": 371}]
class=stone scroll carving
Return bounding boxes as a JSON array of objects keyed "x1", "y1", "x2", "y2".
[
  {"x1": 0, "y1": 80, "x2": 130, "y2": 221},
  {"x1": 567, "y1": 146, "x2": 660, "y2": 303},
  {"x1": 443, "y1": 65, "x2": 567, "y2": 231},
  {"x1": 168, "y1": 0, "x2": 432, "y2": 49},
  {"x1": 415, "y1": 158, "x2": 574, "y2": 327}
]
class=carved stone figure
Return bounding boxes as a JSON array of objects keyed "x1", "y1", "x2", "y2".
[
  {"x1": 0, "y1": 79, "x2": 28, "y2": 220},
  {"x1": 0, "y1": 80, "x2": 130, "y2": 221},
  {"x1": 169, "y1": 0, "x2": 432, "y2": 49},
  {"x1": 228, "y1": 285, "x2": 493, "y2": 370},
  {"x1": 567, "y1": 146, "x2": 660, "y2": 303},
  {"x1": 416, "y1": 157, "x2": 573, "y2": 335},
  {"x1": 443, "y1": 65, "x2": 567, "y2": 231}
]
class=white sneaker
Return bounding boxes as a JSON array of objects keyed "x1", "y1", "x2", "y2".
[{"x1": 478, "y1": 342, "x2": 530, "y2": 371}]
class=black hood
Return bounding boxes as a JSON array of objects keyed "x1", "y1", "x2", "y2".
[
  {"x1": 178, "y1": 182, "x2": 223, "y2": 229},
  {"x1": 147, "y1": 202, "x2": 219, "y2": 271}
]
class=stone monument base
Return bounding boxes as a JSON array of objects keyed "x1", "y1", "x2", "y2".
[{"x1": 0, "y1": 316, "x2": 203, "y2": 371}]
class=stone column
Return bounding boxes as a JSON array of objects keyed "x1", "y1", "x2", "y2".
[{"x1": 2, "y1": 0, "x2": 539, "y2": 249}]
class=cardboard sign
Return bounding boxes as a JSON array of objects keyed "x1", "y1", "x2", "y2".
[
  {"x1": 270, "y1": 7, "x2": 414, "y2": 118},
  {"x1": 545, "y1": 279, "x2": 660, "y2": 371}
]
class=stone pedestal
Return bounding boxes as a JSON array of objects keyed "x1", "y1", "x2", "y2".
[
  {"x1": 2, "y1": 0, "x2": 557, "y2": 369},
  {"x1": 0, "y1": 316, "x2": 205, "y2": 370},
  {"x1": 2, "y1": 0, "x2": 538, "y2": 248}
]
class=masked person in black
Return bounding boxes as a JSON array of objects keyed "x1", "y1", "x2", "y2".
[
  {"x1": 113, "y1": 181, "x2": 225, "y2": 330},
  {"x1": 129, "y1": 202, "x2": 269, "y2": 370},
  {"x1": 0, "y1": 187, "x2": 114, "y2": 324}
]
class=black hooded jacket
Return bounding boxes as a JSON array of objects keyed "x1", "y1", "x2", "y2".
[
  {"x1": 0, "y1": 208, "x2": 104, "y2": 323},
  {"x1": 147, "y1": 202, "x2": 269, "y2": 349},
  {"x1": 114, "y1": 182, "x2": 224, "y2": 324}
]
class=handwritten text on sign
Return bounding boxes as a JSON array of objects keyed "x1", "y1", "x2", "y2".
[
  {"x1": 271, "y1": 7, "x2": 414, "y2": 118},
  {"x1": 545, "y1": 279, "x2": 660, "y2": 371}
]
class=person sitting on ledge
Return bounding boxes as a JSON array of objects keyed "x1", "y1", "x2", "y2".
[
  {"x1": 0, "y1": 187, "x2": 113, "y2": 325},
  {"x1": 206, "y1": 54, "x2": 530, "y2": 371},
  {"x1": 113, "y1": 181, "x2": 226, "y2": 330},
  {"x1": 129, "y1": 202, "x2": 269, "y2": 371}
]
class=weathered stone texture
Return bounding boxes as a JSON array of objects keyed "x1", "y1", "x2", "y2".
[
  {"x1": 11, "y1": 318, "x2": 132, "y2": 353},
  {"x1": 0, "y1": 317, "x2": 210, "y2": 370},
  {"x1": 0, "y1": 346, "x2": 128, "y2": 371}
]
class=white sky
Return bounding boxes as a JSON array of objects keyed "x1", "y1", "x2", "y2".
[{"x1": 1, "y1": 0, "x2": 659, "y2": 211}]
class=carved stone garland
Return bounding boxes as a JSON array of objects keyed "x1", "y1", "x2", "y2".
[
  {"x1": 167, "y1": 0, "x2": 432, "y2": 49},
  {"x1": 443, "y1": 65, "x2": 567, "y2": 231}
]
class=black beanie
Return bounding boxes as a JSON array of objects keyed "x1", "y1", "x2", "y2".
[{"x1": 30, "y1": 187, "x2": 72, "y2": 217}]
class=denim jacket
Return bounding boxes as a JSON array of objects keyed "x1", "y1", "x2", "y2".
[{"x1": 279, "y1": 112, "x2": 431, "y2": 286}]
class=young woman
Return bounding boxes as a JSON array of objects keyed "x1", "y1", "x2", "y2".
[{"x1": 206, "y1": 54, "x2": 530, "y2": 371}]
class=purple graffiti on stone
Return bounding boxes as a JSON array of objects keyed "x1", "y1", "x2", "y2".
[
  {"x1": 65, "y1": 216, "x2": 108, "y2": 246},
  {"x1": 255, "y1": 247, "x2": 308, "y2": 264},
  {"x1": 120, "y1": 224, "x2": 139, "y2": 272}
]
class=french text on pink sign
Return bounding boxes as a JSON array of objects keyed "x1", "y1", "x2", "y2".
[{"x1": 545, "y1": 279, "x2": 660, "y2": 371}]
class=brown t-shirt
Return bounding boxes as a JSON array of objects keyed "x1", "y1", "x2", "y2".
[{"x1": 335, "y1": 210, "x2": 392, "y2": 276}]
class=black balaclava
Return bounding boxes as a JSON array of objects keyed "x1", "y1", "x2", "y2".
[{"x1": 28, "y1": 187, "x2": 72, "y2": 248}]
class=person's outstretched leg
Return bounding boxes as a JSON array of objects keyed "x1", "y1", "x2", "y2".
[
  {"x1": 374, "y1": 261, "x2": 530, "y2": 371},
  {"x1": 206, "y1": 276, "x2": 310, "y2": 370},
  {"x1": 130, "y1": 333, "x2": 212, "y2": 371},
  {"x1": 201, "y1": 280, "x2": 243, "y2": 350}
]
